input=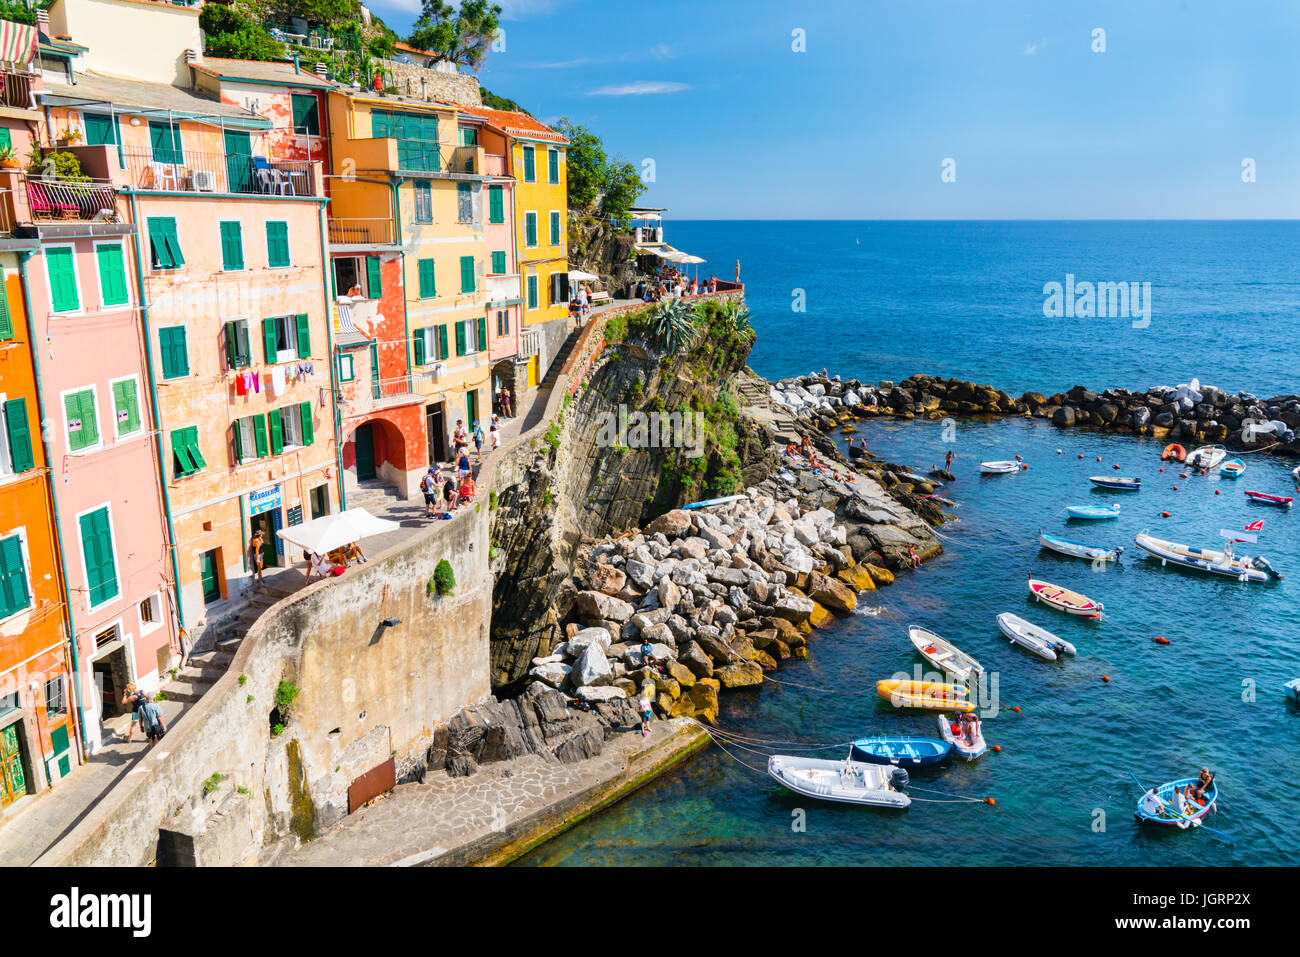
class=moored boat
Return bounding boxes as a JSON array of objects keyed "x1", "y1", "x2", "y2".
[
  {"x1": 1161, "y1": 443, "x2": 1186, "y2": 462},
  {"x1": 1066, "y1": 503, "x2": 1121, "y2": 520},
  {"x1": 937, "y1": 714, "x2": 988, "y2": 760},
  {"x1": 1219, "y1": 458, "x2": 1245, "y2": 479},
  {"x1": 850, "y1": 736, "x2": 951, "y2": 768},
  {"x1": 875, "y1": 678, "x2": 975, "y2": 712},
  {"x1": 907, "y1": 625, "x2": 984, "y2": 683},
  {"x1": 1186, "y1": 444, "x2": 1227, "y2": 470},
  {"x1": 1038, "y1": 529, "x2": 1122, "y2": 563},
  {"x1": 682, "y1": 494, "x2": 748, "y2": 510},
  {"x1": 996, "y1": 612, "x2": 1077, "y2": 660},
  {"x1": 1133, "y1": 529, "x2": 1282, "y2": 582},
  {"x1": 1089, "y1": 475, "x2": 1141, "y2": 491},
  {"x1": 1284, "y1": 678, "x2": 1300, "y2": 702},
  {"x1": 1027, "y1": 578, "x2": 1104, "y2": 618},
  {"x1": 767, "y1": 753, "x2": 912, "y2": 808},
  {"x1": 1134, "y1": 778, "x2": 1218, "y2": 828},
  {"x1": 1244, "y1": 490, "x2": 1293, "y2": 508},
  {"x1": 979, "y1": 460, "x2": 1022, "y2": 474}
]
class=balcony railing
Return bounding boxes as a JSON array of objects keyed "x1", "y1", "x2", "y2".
[
  {"x1": 121, "y1": 147, "x2": 320, "y2": 196},
  {"x1": 0, "y1": 188, "x2": 14, "y2": 234},
  {"x1": 327, "y1": 217, "x2": 395, "y2": 246},
  {"x1": 25, "y1": 177, "x2": 121, "y2": 223},
  {"x1": 371, "y1": 375, "x2": 419, "y2": 401},
  {"x1": 1, "y1": 70, "x2": 36, "y2": 111}
]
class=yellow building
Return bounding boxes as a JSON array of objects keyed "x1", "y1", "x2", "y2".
[{"x1": 327, "y1": 90, "x2": 494, "y2": 463}]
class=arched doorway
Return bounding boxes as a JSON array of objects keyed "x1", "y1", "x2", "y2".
[{"x1": 343, "y1": 415, "x2": 411, "y2": 502}]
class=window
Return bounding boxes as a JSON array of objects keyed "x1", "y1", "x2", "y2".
[
  {"x1": 459, "y1": 126, "x2": 477, "y2": 146},
  {"x1": 95, "y1": 242, "x2": 129, "y2": 307},
  {"x1": 418, "y1": 258, "x2": 436, "y2": 299},
  {"x1": 412, "y1": 325, "x2": 447, "y2": 365},
  {"x1": 147, "y1": 217, "x2": 184, "y2": 270},
  {"x1": 372, "y1": 109, "x2": 439, "y2": 172},
  {"x1": 0, "y1": 128, "x2": 9, "y2": 153},
  {"x1": 219, "y1": 221, "x2": 244, "y2": 271},
  {"x1": 1, "y1": 398, "x2": 34, "y2": 475},
  {"x1": 459, "y1": 255, "x2": 475, "y2": 293},
  {"x1": 110, "y1": 376, "x2": 142, "y2": 439},
  {"x1": 263, "y1": 314, "x2": 309, "y2": 364},
  {"x1": 454, "y1": 316, "x2": 487, "y2": 356},
  {"x1": 527, "y1": 274, "x2": 538, "y2": 310},
  {"x1": 338, "y1": 353, "x2": 355, "y2": 383},
  {"x1": 413, "y1": 180, "x2": 432, "y2": 224},
  {"x1": 171, "y1": 426, "x2": 205, "y2": 477},
  {"x1": 488, "y1": 184, "x2": 504, "y2": 224},
  {"x1": 63, "y1": 387, "x2": 100, "y2": 453},
  {"x1": 232, "y1": 413, "x2": 268, "y2": 463},
  {"x1": 45, "y1": 245, "x2": 79, "y2": 313},
  {"x1": 291, "y1": 93, "x2": 320, "y2": 136},
  {"x1": 496, "y1": 309, "x2": 509, "y2": 337},
  {"x1": 266, "y1": 221, "x2": 290, "y2": 268},
  {"x1": 224, "y1": 319, "x2": 251, "y2": 370},
  {"x1": 549, "y1": 210, "x2": 561, "y2": 246},
  {"x1": 84, "y1": 112, "x2": 118, "y2": 147},
  {"x1": 522, "y1": 145, "x2": 535, "y2": 182},
  {"x1": 159, "y1": 326, "x2": 189, "y2": 379},
  {"x1": 548, "y1": 147, "x2": 560, "y2": 184},
  {"x1": 78, "y1": 505, "x2": 119, "y2": 608},
  {"x1": 457, "y1": 182, "x2": 473, "y2": 224},
  {"x1": 0, "y1": 533, "x2": 29, "y2": 619},
  {"x1": 524, "y1": 212, "x2": 537, "y2": 248},
  {"x1": 490, "y1": 250, "x2": 507, "y2": 275},
  {"x1": 139, "y1": 592, "x2": 161, "y2": 629},
  {"x1": 550, "y1": 271, "x2": 570, "y2": 306},
  {"x1": 268, "y1": 403, "x2": 314, "y2": 453},
  {"x1": 148, "y1": 120, "x2": 183, "y2": 164},
  {"x1": 366, "y1": 256, "x2": 382, "y2": 298},
  {"x1": 44, "y1": 675, "x2": 66, "y2": 720}
]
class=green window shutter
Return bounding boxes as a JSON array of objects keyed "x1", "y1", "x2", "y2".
[
  {"x1": 80, "y1": 391, "x2": 98, "y2": 446},
  {"x1": 268, "y1": 409, "x2": 284, "y2": 455},
  {"x1": 46, "y1": 247, "x2": 79, "y2": 312},
  {"x1": 455, "y1": 321, "x2": 466, "y2": 356},
  {"x1": 366, "y1": 256, "x2": 382, "y2": 297},
  {"x1": 413, "y1": 330, "x2": 425, "y2": 365},
  {"x1": 253, "y1": 415, "x2": 268, "y2": 458},
  {"x1": 187, "y1": 426, "x2": 206, "y2": 470},
  {"x1": 64, "y1": 390, "x2": 97, "y2": 451},
  {"x1": 489, "y1": 185, "x2": 504, "y2": 224},
  {"x1": 0, "y1": 128, "x2": 9, "y2": 152},
  {"x1": 299, "y1": 401, "x2": 314, "y2": 445},
  {"x1": 220, "y1": 222, "x2": 243, "y2": 271},
  {"x1": 295, "y1": 313, "x2": 311, "y2": 358},
  {"x1": 112, "y1": 379, "x2": 140, "y2": 435},
  {"x1": 523, "y1": 146, "x2": 535, "y2": 182},
  {"x1": 84, "y1": 113, "x2": 116, "y2": 146},
  {"x1": 548, "y1": 148, "x2": 559, "y2": 183},
  {"x1": 263, "y1": 317, "x2": 278, "y2": 363},
  {"x1": 171, "y1": 428, "x2": 191, "y2": 476},
  {"x1": 5, "y1": 398, "x2": 33, "y2": 472},
  {"x1": 491, "y1": 250, "x2": 506, "y2": 274},
  {"x1": 0, "y1": 534, "x2": 29, "y2": 617},
  {"x1": 79, "y1": 507, "x2": 118, "y2": 606},
  {"x1": 159, "y1": 326, "x2": 188, "y2": 379},
  {"x1": 550, "y1": 211, "x2": 560, "y2": 245},
  {"x1": 459, "y1": 255, "x2": 475, "y2": 293},
  {"x1": 224, "y1": 320, "x2": 237, "y2": 369},
  {"x1": 438, "y1": 324, "x2": 448, "y2": 360},
  {"x1": 291, "y1": 93, "x2": 319, "y2": 135},
  {"x1": 418, "y1": 258, "x2": 436, "y2": 298},
  {"x1": 525, "y1": 212, "x2": 537, "y2": 247},
  {"x1": 0, "y1": 280, "x2": 11, "y2": 340},
  {"x1": 231, "y1": 419, "x2": 243, "y2": 462},
  {"x1": 527, "y1": 275, "x2": 538, "y2": 309},
  {"x1": 95, "y1": 243, "x2": 129, "y2": 307},
  {"x1": 476, "y1": 316, "x2": 487, "y2": 352},
  {"x1": 266, "y1": 222, "x2": 289, "y2": 268},
  {"x1": 146, "y1": 217, "x2": 175, "y2": 269}
]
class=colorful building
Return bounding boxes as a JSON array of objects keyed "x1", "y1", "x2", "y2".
[{"x1": 473, "y1": 117, "x2": 524, "y2": 402}]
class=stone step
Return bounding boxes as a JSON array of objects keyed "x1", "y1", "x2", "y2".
[
  {"x1": 176, "y1": 667, "x2": 220, "y2": 686},
  {"x1": 215, "y1": 635, "x2": 243, "y2": 655},
  {"x1": 158, "y1": 680, "x2": 210, "y2": 705},
  {"x1": 186, "y1": 649, "x2": 233, "y2": 670}
]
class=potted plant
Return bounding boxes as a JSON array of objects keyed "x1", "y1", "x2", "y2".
[
  {"x1": 57, "y1": 127, "x2": 83, "y2": 147},
  {"x1": 0, "y1": 145, "x2": 18, "y2": 169}
]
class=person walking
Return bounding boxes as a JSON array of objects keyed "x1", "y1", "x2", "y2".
[
  {"x1": 457, "y1": 447, "x2": 472, "y2": 484},
  {"x1": 490, "y1": 414, "x2": 501, "y2": 451},
  {"x1": 637, "y1": 690, "x2": 653, "y2": 738},
  {"x1": 138, "y1": 696, "x2": 167, "y2": 747},
  {"x1": 248, "y1": 529, "x2": 265, "y2": 584},
  {"x1": 500, "y1": 388, "x2": 513, "y2": 418},
  {"x1": 472, "y1": 420, "x2": 484, "y2": 463},
  {"x1": 121, "y1": 683, "x2": 147, "y2": 743},
  {"x1": 420, "y1": 466, "x2": 441, "y2": 518}
]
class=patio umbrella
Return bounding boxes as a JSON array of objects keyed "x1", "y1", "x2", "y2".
[
  {"x1": 275, "y1": 507, "x2": 399, "y2": 557},
  {"x1": 568, "y1": 269, "x2": 599, "y2": 282}
]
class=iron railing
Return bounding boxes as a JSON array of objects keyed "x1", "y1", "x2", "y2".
[
  {"x1": 0, "y1": 70, "x2": 35, "y2": 111},
  {"x1": 25, "y1": 177, "x2": 121, "y2": 222},
  {"x1": 121, "y1": 147, "x2": 319, "y2": 196},
  {"x1": 327, "y1": 217, "x2": 395, "y2": 245}
]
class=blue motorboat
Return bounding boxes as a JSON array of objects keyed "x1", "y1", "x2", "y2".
[
  {"x1": 1066, "y1": 503, "x2": 1121, "y2": 520},
  {"x1": 850, "y1": 736, "x2": 952, "y2": 768}
]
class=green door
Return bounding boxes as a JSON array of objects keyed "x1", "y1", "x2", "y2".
[
  {"x1": 466, "y1": 389, "x2": 478, "y2": 428},
  {"x1": 0, "y1": 723, "x2": 28, "y2": 806},
  {"x1": 199, "y1": 549, "x2": 221, "y2": 603},
  {"x1": 224, "y1": 130, "x2": 253, "y2": 194},
  {"x1": 354, "y1": 423, "x2": 376, "y2": 481}
]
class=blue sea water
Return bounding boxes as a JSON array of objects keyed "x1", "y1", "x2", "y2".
[{"x1": 513, "y1": 222, "x2": 1300, "y2": 866}]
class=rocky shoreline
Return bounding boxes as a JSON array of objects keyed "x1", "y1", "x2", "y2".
[{"x1": 769, "y1": 371, "x2": 1300, "y2": 461}]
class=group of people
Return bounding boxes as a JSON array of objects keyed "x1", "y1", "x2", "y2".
[
  {"x1": 634, "y1": 272, "x2": 717, "y2": 303},
  {"x1": 120, "y1": 683, "x2": 167, "y2": 747},
  {"x1": 1141, "y1": 768, "x2": 1217, "y2": 824},
  {"x1": 418, "y1": 416, "x2": 503, "y2": 518},
  {"x1": 304, "y1": 541, "x2": 367, "y2": 584}
]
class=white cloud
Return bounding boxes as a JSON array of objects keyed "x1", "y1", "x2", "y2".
[
  {"x1": 1023, "y1": 38, "x2": 1047, "y2": 55},
  {"x1": 587, "y1": 81, "x2": 690, "y2": 96},
  {"x1": 649, "y1": 43, "x2": 673, "y2": 60}
]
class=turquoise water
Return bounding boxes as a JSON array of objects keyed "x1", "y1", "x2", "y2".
[{"x1": 517, "y1": 417, "x2": 1300, "y2": 866}]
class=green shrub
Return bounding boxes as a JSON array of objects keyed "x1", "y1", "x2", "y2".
[
  {"x1": 274, "y1": 679, "x2": 301, "y2": 717},
  {"x1": 238, "y1": 674, "x2": 247, "y2": 686},
  {"x1": 271, "y1": 723, "x2": 286, "y2": 737},
  {"x1": 202, "y1": 772, "x2": 227, "y2": 797},
  {"x1": 489, "y1": 489, "x2": 498, "y2": 511},
  {"x1": 433, "y1": 559, "x2": 456, "y2": 596}
]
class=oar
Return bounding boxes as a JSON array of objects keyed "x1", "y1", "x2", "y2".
[{"x1": 1128, "y1": 771, "x2": 1235, "y2": 845}]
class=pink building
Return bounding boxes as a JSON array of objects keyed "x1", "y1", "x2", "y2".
[{"x1": 475, "y1": 121, "x2": 524, "y2": 407}]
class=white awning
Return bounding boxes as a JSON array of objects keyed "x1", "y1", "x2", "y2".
[
  {"x1": 275, "y1": 508, "x2": 399, "y2": 556},
  {"x1": 568, "y1": 269, "x2": 599, "y2": 282},
  {"x1": 635, "y1": 243, "x2": 705, "y2": 264}
]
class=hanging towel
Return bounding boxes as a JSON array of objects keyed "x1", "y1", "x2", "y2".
[
  {"x1": 271, "y1": 366, "x2": 287, "y2": 397},
  {"x1": 235, "y1": 374, "x2": 247, "y2": 397}
]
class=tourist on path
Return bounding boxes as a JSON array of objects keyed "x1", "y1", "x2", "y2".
[
  {"x1": 472, "y1": 420, "x2": 484, "y2": 463},
  {"x1": 499, "y1": 388, "x2": 513, "y2": 418},
  {"x1": 248, "y1": 529, "x2": 265, "y2": 584},
  {"x1": 457, "y1": 448, "x2": 472, "y2": 483},
  {"x1": 444, "y1": 476, "x2": 458, "y2": 512},
  {"x1": 458, "y1": 473, "x2": 476, "y2": 504},
  {"x1": 453, "y1": 420, "x2": 468, "y2": 454},
  {"x1": 121, "y1": 683, "x2": 147, "y2": 743},
  {"x1": 490, "y1": 414, "x2": 501, "y2": 451},
  {"x1": 138, "y1": 697, "x2": 166, "y2": 747},
  {"x1": 421, "y1": 467, "x2": 441, "y2": 518},
  {"x1": 637, "y1": 691, "x2": 653, "y2": 737}
]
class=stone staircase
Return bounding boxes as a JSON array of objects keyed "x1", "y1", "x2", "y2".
[
  {"x1": 541, "y1": 327, "x2": 585, "y2": 388},
  {"x1": 345, "y1": 480, "x2": 404, "y2": 512}
]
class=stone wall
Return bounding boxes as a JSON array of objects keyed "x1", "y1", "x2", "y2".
[{"x1": 377, "y1": 59, "x2": 482, "y2": 108}]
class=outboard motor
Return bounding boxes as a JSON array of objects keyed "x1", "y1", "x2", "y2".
[
  {"x1": 890, "y1": 767, "x2": 910, "y2": 790},
  {"x1": 1052, "y1": 641, "x2": 1068, "y2": 659},
  {"x1": 1253, "y1": 556, "x2": 1283, "y2": 581}
]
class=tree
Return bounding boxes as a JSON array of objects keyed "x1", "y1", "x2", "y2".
[
  {"x1": 407, "y1": 0, "x2": 502, "y2": 72},
  {"x1": 200, "y1": 4, "x2": 285, "y2": 61},
  {"x1": 554, "y1": 118, "x2": 646, "y2": 228}
]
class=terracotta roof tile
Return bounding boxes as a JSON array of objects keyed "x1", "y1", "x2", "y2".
[{"x1": 459, "y1": 104, "x2": 567, "y2": 144}]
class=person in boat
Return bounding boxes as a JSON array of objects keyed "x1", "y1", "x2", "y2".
[
  {"x1": 1173, "y1": 785, "x2": 1189, "y2": 817},
  {"x1": 961, "y1": 712, "x2": 980, "y2": 747},
  {"x1": 1141, "y1": 786, "x2": 1167, "y2": 817},
  {"x1": 1186, "y1": 768, "x2": 1215, "y2": 805}
]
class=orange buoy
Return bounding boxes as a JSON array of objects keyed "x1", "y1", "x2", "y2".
[
  {"x1": 1113, "y1": 463, "x2": 1121, "y2": 469},
  {"x1": 1077, "y1": 454, "x2": 1084, "y2": 459},
  {"x1": 1011, "y1": 706, "x2": 1021, "y2": 712},
  {"x1": 985, "y1": 797, "x2": 996, "y2": 806},
  {"x1": 1160, "y1": 511, "x2": 1171, "y2": 517},
  {"x1": 1153, "y1": 636, "x2": 1171, "y2": 645},
  {"x1": 1215, "y1": 489, "x2": 1221, "y2": 495},
  {"x1": 992, "y1": 744, "x2": 1002, "y2": 752},
  {"x1": 1021, "y1": 463, "x2": 1029, "y2": 470},
  {"x1": 1102, "y1": 675, "x2": 1111, "y2": 682},
  {"x1": 1097, "y1": 456, "x2": 1103, "y2": 462},
  {"x1": 1173, "y1": 485, "x2": 1179, "y2": 490},
  {"x1": 1180, "y1": 472, "x2": 1188, "y2": 478},
  {"x1": 1159, "y1": 467, "x2": 1164, "y2": 472}
]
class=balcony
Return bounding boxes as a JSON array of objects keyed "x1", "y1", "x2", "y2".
[
  {"x1": 120, "y1": 147, "x2": 322, "y2": 197},
  {"x1": 486, "y1": 274, "x2": 521, "y2": 304},
  {"x1": 0, "y1": 170, "x2": 128, "y2": 238},
  {"x1": 327, "y1": 217, "x2": 396, "y2": 247},
  {"x1": 484, "y1": 153, "x2": 507, "y2": 176},
  {"x1": 0, "y1": 69, "x2": 38, "y2": 111},
  {"x1": 349, "y1": 138, "x2": 487, "y2": 178}
]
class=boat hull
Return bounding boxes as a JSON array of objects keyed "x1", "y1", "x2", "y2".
[
  {"x1": 996, "y1": 612, "x2": 1076, "y2": 660},
  {"x1": 1066, "y1": 504, "x2": 1121, "y2": 520},
  {"x1": 1134, "y1": 779, "x2": 1218, "y2": 827},
  {"x1": 850, "y1": 736, "x2": 952, "y2": 768},
  {"x1": 979, "y1": 461, "x2": 1020, "y2": 474},
  {"x1": 1039, "y1": 529, "x2": 1120, "y2": 563},
  {"x1": 1027, "y1": 579, "x2": 1103, "y2": 618},
  {"x1": 937, "y1": 715, "x2": 988, "y2": 760},
  {"x1": 1133, "y1": 530, "x2": 1279, "y2": 583},
  {"x1": 907, "y1": 626, "x2": 983, "y2": 684},
  {"x1": 768, "y1": 755, "x2": 911, "y2": 808},
  {"x1": 1186, "y1": 445, "x2": 1227, "y2": 470},
  {"x1": 875, "y1": 679, "x2": 975, "y2": 713},
  {"x1": 1089, "y1": 476, "x2": 1141, "y2": 491},
  {"x1": 1244, "y1": 490, "x2": 1293, "y2": 508}
]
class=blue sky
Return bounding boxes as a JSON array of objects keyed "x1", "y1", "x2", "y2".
[{"x1": 368, "y1": 0, "x2": 1300, "y2": 219}]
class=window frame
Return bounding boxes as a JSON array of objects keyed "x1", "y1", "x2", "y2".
[
  {"x1": 522, "y1": 144, "x2": 536, "y2": 183},
  {"x1": 74, "y1": 501, "x2": 119, "y2": 612},
  {"x1": 548, "y1": 147, "x2": 560, "y2": 184},
  {"x1": 413, "y1": 180, "x2": 433, "y2": 224},
  {"x1": 158, "y1": 325, "x2": 189, "y2": 380},
  {"x1": 44, "y1": 674, "x2": 66, "y2": 721},
  {"x1": 138, "y1": 591, "x2": 163, "y2": 635},
  {"x1": 290, "y1": 93, "x2": 321, "y2": 136},
  {"x1": 549, "y1": 209, "x2": 561, "y2": 247},
  {"x1": 60, "y1": 384, "x2": 102, "y2": 454},
  {"x1": 219, "y1": 220, "x2": 245, "y2": 272},
  {"x1": 147, "y1": 217, "x2": 184, "y2": 271},
  {"x1": 43, "y1": 243, "x2": 82, "y2": 314},
  {"x1": 527, "y1": 274, "x2": 539, "y2": 311},
  {"x1": 108, "y1": 373, "x2": 144, "y2": 441},
  {"x1": 171, "y1": 425, "x2": 206, "y2": 478},
  {"x1": 338, "y1": 352, "x2": 356, "y2": 383},
  {"x1": 265, "y1": 220, "x2": 290, "y2": 269},
  {"x1": 92, "y1": 240, "x2": 131, "y2": 308},
  {"x1": 524, "y1": 211, "x2": 538, "y2": 249},
  {"x1": 0, "y1": 530, "x2": 31, "y2": 621}
]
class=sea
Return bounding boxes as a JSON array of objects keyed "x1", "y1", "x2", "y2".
[{"x1": 515, "y1": 222, "x2": 1300, "y2": 866}]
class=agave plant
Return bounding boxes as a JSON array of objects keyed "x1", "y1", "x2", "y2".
[
  {"x1": 719, "y1": 300, "x2": 753, "y2": 336},
  {"x1": 651, "y1": 298, "x2": 697, "y2": 353}
]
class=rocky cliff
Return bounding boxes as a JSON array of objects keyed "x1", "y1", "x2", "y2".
[{"x1": 567, "y1": 210, "x2": 638, "y2": 294}]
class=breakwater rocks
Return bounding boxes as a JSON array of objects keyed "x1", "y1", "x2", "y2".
[
  {"x1": 525, "y1": 491, "x2": 887, "y2": 724},
  {"x1": 770, "y1": 372, "x2": 1300, "y2": 459}
]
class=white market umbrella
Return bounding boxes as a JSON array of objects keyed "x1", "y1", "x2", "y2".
[
  {"x1": 276, "y1": 507, "x2": 399, "y2": 556},
  {"x1": 568, "y1": 268, "x2": 599, "y2": 282}
]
